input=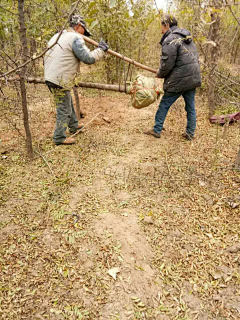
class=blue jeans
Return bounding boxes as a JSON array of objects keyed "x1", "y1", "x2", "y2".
[{"x1": 154, "y1": 89, "x2": 196, "y2": 136}]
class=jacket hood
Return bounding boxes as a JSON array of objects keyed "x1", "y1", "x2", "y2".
[
  {"x1": 160, "y1": 27, "x2": 193, "y2": 45},
  {"x1": 172, "y1": 28, "x2": 192, "y2": 44}
]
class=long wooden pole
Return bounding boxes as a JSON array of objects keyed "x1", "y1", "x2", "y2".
[
  {"x1": 6, "y1": 77, "x2": 128, "y2": 93},
  {"x1": 75, "y1": 81, "x2": 126, "y2": 92},
  {"x1": 82, "y1": 35, "x2": 158, "y2": 74}
]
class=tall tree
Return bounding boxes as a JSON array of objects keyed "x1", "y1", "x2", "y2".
[
  {"x1": 207, "y1": 9, "x2": 221, "y2": 117},
  {"x1": 18, "y1": 0, "x2": 33, "y2": 158},
  {"x1": 235, "y1": 148, "x2": 240, "y2": 170}
]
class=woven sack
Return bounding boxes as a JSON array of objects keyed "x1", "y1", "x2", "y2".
[{"x1": 127, "y1": 75, "x2": 163, "y2": 109}]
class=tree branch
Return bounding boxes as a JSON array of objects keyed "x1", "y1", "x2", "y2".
[
  {"x1": 0, "y1": 49, "x2": 19, "y2": 67},
  {"x1": 226, "y1": 1, "x2": 240, "y2": 27},
  {"x1": 30, "y1": 0, "x2": 68, "y2": 15},
  {"x1": 0, "y1": 0, "x2": 81, "y2": 79},
  {"x1": 35, "y1": 150, "x2": 56, "y2": 178},
  {"x1": 228, "y1": 27, "x2": 240, "y2": 48},
  {"x1": 0, "y1": 4, "x2": 18, "y2": 15},
  {"x1": 1, "y1": 105, "x2": 25, "y2": 139},
  {"x1": 154, "y1": 0, "x2": 159, "y2": 11}
]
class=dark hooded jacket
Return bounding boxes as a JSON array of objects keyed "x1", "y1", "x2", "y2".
[{"x1": 157, "y1": 26, "x2": 201, "y2": 92}]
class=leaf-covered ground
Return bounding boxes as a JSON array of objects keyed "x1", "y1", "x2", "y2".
[{"x1": 0, "y1": 86, "x2": 240, "y2": 319}]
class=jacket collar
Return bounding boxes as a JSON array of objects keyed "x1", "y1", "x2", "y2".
[{"x1": 160, "y1": 25, "x2": 178, "y2": 45}]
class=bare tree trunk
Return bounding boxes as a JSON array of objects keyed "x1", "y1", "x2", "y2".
[
  {"x1": 232, "y1": 34, "x2": 240, "y2": 64},
  {"x1": 18, "y1": 0, "x2": 33, "y2": 158},
  {"x1": 235, "y1": 148, "x2": 240, "y2": 169},
  {"x1": 208, "y1": 11, "x2": 220, "y2": 117},
  {"x1": 10, "y1": 26, "x2": 17, "y2": 59},
  {"x1": 30, "y1": 38, "x2": 37, "y2": 75},
  {"x1": 73, "y1": 87, "x2": 81, "y2": 120}
]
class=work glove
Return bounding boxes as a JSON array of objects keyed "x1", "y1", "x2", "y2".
[{"x1": 98, "y1": 39, "x2": 109, "y2": 52}]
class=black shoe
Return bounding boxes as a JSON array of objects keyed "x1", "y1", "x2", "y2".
[
  {"x1": 144, "y1": 129, "x2": 161, "y2": 138},
  {"x1": 182, "y1": 132, "x2": 194, "y2": 141}
]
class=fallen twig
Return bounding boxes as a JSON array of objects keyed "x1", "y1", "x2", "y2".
[
  {"x1": 35, "y1": 150, "x2": 56, "y2": 178},
  {"x1": 70, "y1": 112, "x2": 102, "y2": 138}
]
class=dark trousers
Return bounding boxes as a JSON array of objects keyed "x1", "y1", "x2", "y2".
[
  {"x1": 154, "y1": 89, "x2": 196, "y2": 136},
  {"x1": 47, "y1": 82, "x2": 78, "y2": 144}
]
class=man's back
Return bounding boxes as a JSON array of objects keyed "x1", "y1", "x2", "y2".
[
  {"x1": 158, "y1": 26, "x2": 201, "y2": 93},
  {"x1": 44, "y1": 29, "x2": 82, "y2": 88}
]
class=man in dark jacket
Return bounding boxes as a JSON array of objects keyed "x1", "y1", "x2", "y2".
[{"x1": 145, "y1": 15, "x2": 201, "y2": 140}]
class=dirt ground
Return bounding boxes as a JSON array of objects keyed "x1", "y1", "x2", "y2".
[{"x1": 0, "y1": 85, "x2": 240, "y2": 320}]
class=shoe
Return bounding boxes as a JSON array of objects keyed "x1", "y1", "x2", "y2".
[
  {"x1": 144, "y1": 129, "x2": 161, "y2": 138},
  {"x1": 69, "y1": 124, "x2": 84, "y2": 134},
  {"x1": 55, "y1": 137, "x2": 75, "y2": 145},
  {"x1": 182, "y1": 132, "x2": 194, "y2": 141}
]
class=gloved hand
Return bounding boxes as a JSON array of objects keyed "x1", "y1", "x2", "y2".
[{"x1": 98, "y1": 39, "x2": 109, "y2": 52}]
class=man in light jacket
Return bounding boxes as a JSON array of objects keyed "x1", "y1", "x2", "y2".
[
  {"x1": 44, "y1": 15, "x2": 108, "y2": 145},
  {"x1": 145, "y1": 15, "x2": 201, "y2": 140}
]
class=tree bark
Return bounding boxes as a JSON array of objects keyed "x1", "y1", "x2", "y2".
[
  {"x1": 235, "y1": 148, "x2": 240, "y2": 169},
  {"x1": 18, "y1": 0, "x2": 33, "y2": 158},
  {"x1": 30, "y1": 38, "x2": 37, "y2": 76},
  {"x1": 73, "y1": 87, "x2": 81, "y2": 120},
  {"x1": 208, "y1": 11, "x2": 220, "y2": 118},
  {"x1": 232, "y1": 34, "x2": 240, "y2": 64},
  {"x1": 6, "y1": 77, "x2": 130, "y2": 92}
]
